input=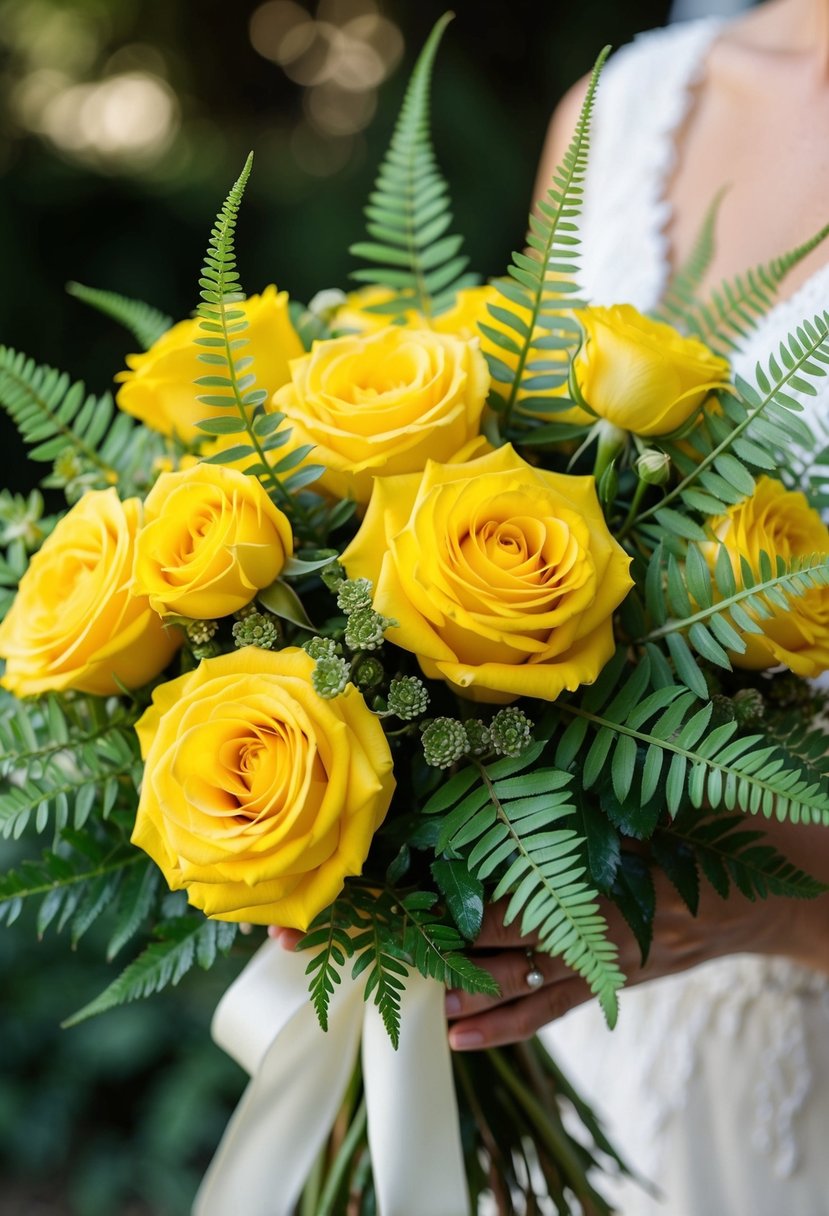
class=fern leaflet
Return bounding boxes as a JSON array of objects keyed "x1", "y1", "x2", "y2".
[
  {"x1": 679, "y1": 221, "x2": 829, "y2": 353},
  {"x1": 555, "y1": 651, "x2": 829, "y2": 826},
  {"x1": 63, "y1": 916, "x2": 238, "y2": 1026},
  {"x1": 194, "y1": 154, "x2": 315, "y2": 509},
  {"x1": 652, "y1": 187, "x2": 726, "y2": 327},
  {"x1": 426, "y1": 749, "x2": 624, "y2": 1026},
  {"x1": 67, "y1": 281, "x2": 172, "y2": 350},
  {"x1": 349, "y1": 14, "x2": 473, "y2": 318},
  {"x1": 635, "y1": 314, "x2": 829, "y2": 537},
  {"x1": 657, "y1": 814, "x2": 827, "y2": 901},
  {"x1": 487, "y1": 47, "x2": 608, "y2": 430},
  {"x1": 642, "y1": 543, "x2": 829, "y2": 678}
]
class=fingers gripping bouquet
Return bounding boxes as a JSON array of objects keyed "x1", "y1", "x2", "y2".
[{"x1": 3, "y1": 15, "x2": 829, "y2": 1215}]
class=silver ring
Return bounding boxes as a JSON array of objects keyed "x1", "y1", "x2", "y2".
[{"x1": 524, "y1": 948, "x2": 544, "y2": 991}]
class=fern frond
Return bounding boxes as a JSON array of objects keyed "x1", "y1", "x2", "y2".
[
  {"x1": 63, "y1": 916, "x2": 238, "y2": 1026},
  {"x1": 67, "y1": 282, "x2": 172, "y2": 350},
  {"x1": 642, "y1": 543, "x2": 829, "y2": 679},
  {"x1": 554, "y1": 651, "x2": 829, "y2": 826},
  {"x1": 349, "y1": 14, "x2": 473, "y2": 318},
  {"x1": 653, "y1": 187, "x2": 727, "y2": 327},
  {"x1": 430, "y1": 750, "x2": 623, "y2": 1026},
  {"x1": 659, "y1": 813, "x2": 827, "y2": 901},
  {"x1": 351, "y1": 913, "x2": 409, "y2": 1049},
  {"x1": 300, "y1": 900, "x2": 356, "y2": 1033},
  {"x1": 400, "y1": 893, "x2": 499, "y2": 995},
  {"x1": 487, "y1": 47, "x2": 609, "y2": 431},
  {"x1": 0, "y1": 347, "x2": 130, "y2": 488},
  {"x1": 194, "y1": 155, "x2": 310, "y2": 511},
  {"x1": 638, "y1": 314, "x2": 829, "y2": 537},
  {"x1": 107, "y1": 862, "x2": 160, "y2": 960},
  {"x1": 681, "y1": 221, "x2": 829, "y2": 353},
  {"x1": 0, "y1": 695, "x2": 140, "y2": 839},
  {"x1": 0, "y1": 837, "x2": 141, "y2": 943}
]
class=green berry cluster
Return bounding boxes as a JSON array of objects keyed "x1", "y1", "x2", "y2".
[
  {"x1": 336, "y1": 577, "x2": 373, "y2": 613},
  {"x1": 386, "y1": 676, "x2": 429, "y2": 720},
  {"x1": 489, "y1": 707, "x2": 533, "y2": 757},
  {"x1": 312, "y1": 655, "x2": 351, "y2": 699},
  {"x1": 303, "y1": 636, "x2": 341, "y2": 661},
  {"x1": 421, "y1": 717, "x2": 469, "y2": 769},
  {"x1": 185, "y1": 619, "x2": 218, "y2": 647},
  {"x1": 344, "y1": 606, "x2": 396, "y2": 652},
  {"x1": 232, "y1": 611, "x2": 280, "y2": 650}
]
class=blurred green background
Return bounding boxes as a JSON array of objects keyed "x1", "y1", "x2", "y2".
[{"x1": 0, "y1": 1, "x2": 750, "y2": 1212}]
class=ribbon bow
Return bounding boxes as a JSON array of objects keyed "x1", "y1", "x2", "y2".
[{"x1": 193, "y1": 940, "x2": 471, "y2": 1216}]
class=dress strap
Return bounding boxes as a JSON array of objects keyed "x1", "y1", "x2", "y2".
[{"x1": 579, "y1": 18, "x2": 725, "y2": 311}]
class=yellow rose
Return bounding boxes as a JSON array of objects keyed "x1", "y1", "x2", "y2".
[
  {"x1": 115, "y1": 285, "x2": 304, "y2": 444},
  {"x1": 705, "y1": 476, "x2": 829, "y2": 675},
  {"x1": 0, "y1": 489, "x2": 179, "y2": 696},
  {"x1": 133, "y1": 463, "x2": 293, "y2": 619},
  {"x1": 334, "y1": 285, "x2": 494, "y2": 340},
  {"x1": 272, "y1": 325, "x2": 490, "y2": 504},
  {"x1": 131, "y1": 647, "x2": 395, "y2": 928},
  {"x1": 572, "y1": 304, "x2": 730, "y2": 437},
  {"x1": 342, "y1": 445, "x2": 633, "y2": 702}
]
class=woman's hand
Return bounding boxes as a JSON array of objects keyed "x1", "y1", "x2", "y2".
[{"x1": 444, "y1": 861, "x2": 821, "y2": 1051}]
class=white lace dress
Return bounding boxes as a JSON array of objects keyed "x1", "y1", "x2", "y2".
[{"x1": 538, "y1": 19, "x2": 829, "y2": 1216}]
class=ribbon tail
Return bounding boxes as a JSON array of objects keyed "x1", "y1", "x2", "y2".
[
  {"x1": 193, "y1": 941, "x2": 364, "y2": 1216},
  {"x1": 362, "y1": 970, "x2": 471, "y2": 1216}
]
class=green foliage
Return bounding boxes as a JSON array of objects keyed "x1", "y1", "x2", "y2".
[
  {"x1": 674, "y1": 222, "x2": 829, "y2": 354},
  {"x1": 349, "y1": 14, "x2": 474, "y2": 317},
  {"x1": 640, "y1": 314, "x2": 829, "y2": 538},
  {"x1": 487, "y1": 47, "x2": 609, "y2": 432},
  {"x1": 653, "y1": 188, "x2": 727, "y2": 328},
  {"x1": 426, "y1": 745, "x2": 623, "y2": 1026},
  {"x1": 0, "y1": 347, "x2": 152, "y2": 498},
  {"x1": 642, "y1": 541, "x2": 829, "y2": 683},
  {"x1": 0, "y1": 836, "x2": 141, "y2": 941},
  {"x1": 301, "y1": 881, "x2": 497, "y2": 1047},
  {"x1": 554, "y1": 650, "x2": 829, "y2": 827},
  {"x1": 656, "y1": 813, "x2": 827, "y2": 903},
  {"x1": 67, "y1": 281, "x2": 172, "y2": 350},
  {"x1": 194, "y1": 154, "x2": 319, "y2": 506},
  {"x1": 64, "y1": 915, "x2": 238, "y2": 1026},
  {"x1": 0, "y1": 694, "x2": 141, "y2": 840}
]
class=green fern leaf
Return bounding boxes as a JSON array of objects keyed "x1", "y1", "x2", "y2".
[
  {"x1": 349, "y1": 14, "x2": 473, "y2": 318},
  {"x1": 556, "y1": 662, "x2": 829, "y2": 826},
  {"x1": 643, "y1": 545, "x2": 829, "y2": 675},
  {"x1": 299, "y1": 901, "x2": 356, "y2": 1033},
  {"x1": 439, "y1": 756, "x2": 624, "y2": 1026},
  {"x1": 0, "y1": 841, "x2": 140, "y2": 936},
  {"x1": 639, "y1": 315, "x2": 829, "y2": 538},
  {"x1": 662, "y1": 813, "x2": 827, "y2": 900},
  {"x1": 67, "y1": 282, "x2": 172, "y2": 350},
  {"x1": 194, "y1": 154, "x2": 302, "y2": 519},
  {"x1": 489, "y1": 48, "x2": 609, "y2": 431},
  {"x1": 62, "y1": 916, "x2": 238, "y2": 1026},
  {"x1": 680, "y1": 222, "x2": 829, "y2": 353},
  {"x1": 652, "y1": 188, "x2": 727, "y2": 327},
  {"x1": 0, "y1": 347, "x2": 130, "y2": 488}
]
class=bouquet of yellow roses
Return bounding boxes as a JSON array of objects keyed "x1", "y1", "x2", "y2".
[{"x1": 3, "y1": 15, "x2": 829, "y2": 1215}]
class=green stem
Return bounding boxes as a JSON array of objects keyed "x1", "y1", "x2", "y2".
[
  {"x1": 617, "y1": 476, "x2": 650, "y2": 541},
  {"x1": 316, "y1": 1097, "x2": 367, "y2": 1216},
  {"x1": 486, "y1": 1050, "x2": 612, "y2": 1214}
]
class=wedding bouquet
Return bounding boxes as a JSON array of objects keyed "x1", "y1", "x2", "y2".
[{"x1": 3, "y1": 14, "x2": 829, "y2": 1215}]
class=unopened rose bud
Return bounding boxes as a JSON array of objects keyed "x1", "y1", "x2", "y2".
[{"x1": 635, "y1": 449, "x2": 671, "y2": 486}]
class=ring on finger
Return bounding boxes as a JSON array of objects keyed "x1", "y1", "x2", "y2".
[{"x1": 524, "y1": 948, "x2": 545, "y2": 991}]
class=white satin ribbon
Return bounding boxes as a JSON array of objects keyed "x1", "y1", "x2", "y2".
[{"x1": 193, "y1": 939, "x2": 471, "y2": 1216}]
